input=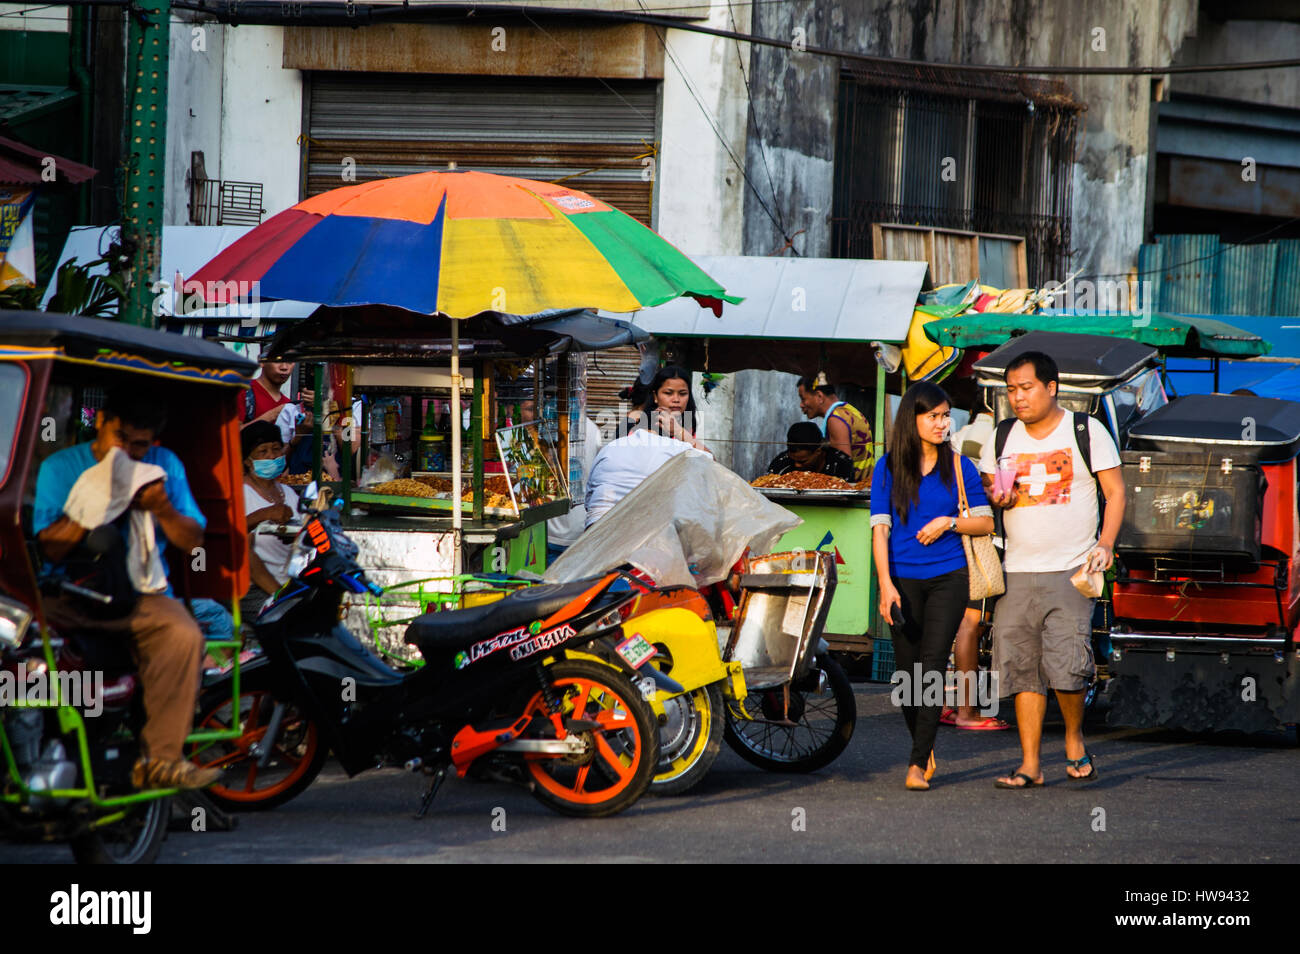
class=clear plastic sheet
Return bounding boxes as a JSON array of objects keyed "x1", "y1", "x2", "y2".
[{"x1": 545, "y1": 454, "x2": 801, "y2": 588}]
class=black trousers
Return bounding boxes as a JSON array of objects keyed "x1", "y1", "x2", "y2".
[{"x1": 889, "y1": 567, "x2": 969, "y2": 769}]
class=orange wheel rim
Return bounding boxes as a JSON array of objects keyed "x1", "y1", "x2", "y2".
[
  {"x1": 525, "y1": 676, "x2": 641, "y2": 806},
  {"x1": 190, "y1": 690, "x2": 319, "y2": 803}
]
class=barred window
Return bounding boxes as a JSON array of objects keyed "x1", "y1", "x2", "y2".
[{"x1": 832, "y1": 65, "x2": 1082, "y2": 287}]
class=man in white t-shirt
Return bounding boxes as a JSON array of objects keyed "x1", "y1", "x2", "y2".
[
  {"x1": 584, "y1": 413, "x2": 713, "y2": 528},
  {"x1": 979, "y1": 350, "x2": 1125, "y2": 789}
]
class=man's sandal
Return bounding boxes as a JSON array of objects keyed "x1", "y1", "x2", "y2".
[
  {"x1": 1066, "y1": 751, "x2": 1099, "y2": 782},
  {"x1": 993, "y1": 771, "x2": 1043, "y2": 789}
]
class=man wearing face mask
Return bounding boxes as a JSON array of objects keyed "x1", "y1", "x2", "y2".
[{"x1": 240, "y1": 421, "x2": 299, "y2": 626}]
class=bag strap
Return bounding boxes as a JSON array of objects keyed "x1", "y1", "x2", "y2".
[
  {"x1": 993, "y1": 417, "x2": 1017, "y2": 461},
  {"x1": 1073, "y1": 411, "x2": 1093, "y2": 475},
  {"x1": 954, "y1": 450, "x2": 970, "y2": 517}
]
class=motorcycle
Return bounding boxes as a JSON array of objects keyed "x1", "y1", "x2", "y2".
[
  {"x1": 193, "y1": 486, "x2": 662, "y2": 818},
  {"x1": 197, "y1": 456, "x2": 858, "y2": 807}
]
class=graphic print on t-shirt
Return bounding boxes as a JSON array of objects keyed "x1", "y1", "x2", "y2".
[{"x1": 1011, "y1": 448, "x2": 1073, "y2": 507}]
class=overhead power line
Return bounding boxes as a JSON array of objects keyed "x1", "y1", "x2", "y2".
[{"x1": 145, "y1": 2, "x2": 1300, "y2": 77}]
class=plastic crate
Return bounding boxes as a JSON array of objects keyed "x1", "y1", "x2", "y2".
[{"x1": 870, "y1": 637, "x2": 896, "y2": 683}]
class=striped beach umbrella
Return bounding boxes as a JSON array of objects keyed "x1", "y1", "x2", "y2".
[{"x1": 188, "y1": 170, "x2": 739, "y2": 318}]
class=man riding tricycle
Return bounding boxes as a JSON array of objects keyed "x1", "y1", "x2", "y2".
[{"x1": 0, "y1": 312, "x2": 254, "y2": 863}]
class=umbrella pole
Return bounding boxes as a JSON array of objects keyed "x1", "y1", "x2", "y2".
[{"x1": 451, "y1": 318, "x2": 463, "y2": 575}]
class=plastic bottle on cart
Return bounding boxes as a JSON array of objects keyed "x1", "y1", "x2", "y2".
[{"x1": 419, "y1": 414, "x2": 445, "y2": 472}]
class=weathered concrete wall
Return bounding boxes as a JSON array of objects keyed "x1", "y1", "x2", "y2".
[
  {"x1": 742, "y1": 0, "x2": 1200, "y2": 281},
  {"x1": 741, "y1": 0, "x2": 837, "y2": 258},
  {"x1": 657, "y1": 1, "x2": 752, "y2": 255},
  {"x1": 729, "y1": 369, "x2": 805, "y2": 482},
  {"x1": 219, "y1": 26, "x2": 303, "y2": 218},
  {"x1": 1171, "y1": 14, "x2": 1300, "y2": 109},
  {"x1": 691, "y1": 373, "x2": 736, "y2": 472},
  {"x1": 165, "y1": 19, "x2": 225, "y2": 226}
]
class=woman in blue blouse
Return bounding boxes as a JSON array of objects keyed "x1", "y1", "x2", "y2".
[{"x1": 870, "y1": 382, "x2": 994, "y2": 790}]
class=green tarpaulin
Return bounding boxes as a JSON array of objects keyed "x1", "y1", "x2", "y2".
[{"x1": 922, "y1": 312, "x2": 1270, "y2": 358}]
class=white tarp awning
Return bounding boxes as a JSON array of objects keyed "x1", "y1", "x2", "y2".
[
  {"x1": 41, "y1": 224, "x2": 316, "y2": 319},
  {"x1": 606, "y1": 255, "x2": 927, "y2": 344}
]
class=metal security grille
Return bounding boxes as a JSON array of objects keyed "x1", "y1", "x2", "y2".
[
  {"x1": 832, "y1": 66, "x2": 1081, "y2": 286},
  {"x1": 305, "y1": 74, "x2": 658, "y2": 224},
  {"x1": 189, "y1": 179, "x2": 265, "y2": 226}
]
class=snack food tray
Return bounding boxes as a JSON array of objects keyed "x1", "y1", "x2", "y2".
[{"x1": 755, "y1": 487, "x2": 869, "y2": 499}]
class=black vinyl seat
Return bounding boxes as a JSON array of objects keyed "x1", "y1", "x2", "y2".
[{"x1": 405, "y1": 577, "x2": 608, "y2": 653}]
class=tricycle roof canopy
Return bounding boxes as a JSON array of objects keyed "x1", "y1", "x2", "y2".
[
  {"x1": 973, "y1": 332, "x2": 1158, "y2": 388},
  {"x1": 1127, "y1": 394, "x2": 1300, "y2": 462},
  {"x1": 0, "y1": 311, "x2": 257, "y2": 385},
  {"x1": 925, "y1": 312, "x2": 1270, "y2": 358}
]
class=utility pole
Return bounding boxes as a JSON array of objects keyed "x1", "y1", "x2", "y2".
[{"x1": 122, "y1": 1, "x2": 170, "y2": 327}]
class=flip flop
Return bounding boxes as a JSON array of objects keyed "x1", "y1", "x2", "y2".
[
  {"x1": 1066, "y1": 751, "x2": 1099, "y2": 782},
  {"x1": 956, "y1": 716, "x2": 1011, "y2": 731},
  {"x1": 939, "y1": 708, "x2": 958, "y2": 726},
  {"x1": 994, "y1": 771, "x2": 1043, "y2": 789}
]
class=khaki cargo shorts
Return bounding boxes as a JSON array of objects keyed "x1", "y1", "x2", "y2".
[{"x1": 991, "y1": 568, "x2": 1096, "y2": 697}]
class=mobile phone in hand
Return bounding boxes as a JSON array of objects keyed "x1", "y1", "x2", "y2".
[{"x1": 889, "y1": 601, "x2": 903, "y2": 626}]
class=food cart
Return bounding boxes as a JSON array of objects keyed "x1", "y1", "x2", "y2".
[
  {"x1": 260, "y1": 306, "x2": 647, "y2": 656},
  {"x1": 616, "y1": 255, "x2": 928, "y2": 666}
]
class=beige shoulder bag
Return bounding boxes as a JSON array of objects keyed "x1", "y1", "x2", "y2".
[{"x1": 955, "y1": 451, "x2": 1005, "y2": 600}]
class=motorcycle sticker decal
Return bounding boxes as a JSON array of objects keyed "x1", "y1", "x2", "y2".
[
  {"x1": 467, "y1": 622, "x2": 578, "y2": 665},
  {"x1": 508, "y1": 624, "x2": 577, "y2": 661},
  {"x1": 468, "y1": 626, "x2": 532, "y2": 663},
  {"x1": 453, "y1": 651, "x2": 469, "y2": 670}
]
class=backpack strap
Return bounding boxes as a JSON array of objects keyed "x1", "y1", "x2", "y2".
[
  {"x1": 1071, "y1": 410, "x2": 1106, "y2": 534},
  {"x1": 993, "y1": 417, "x2": 1017, "y2": 461},
  {"x1": 1073, "y1": 411, "x2": 1093, "y2": 476}
]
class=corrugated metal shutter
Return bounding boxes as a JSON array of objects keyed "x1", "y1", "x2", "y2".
[
  {"x1": 306, "y1": 74, "x2": 657, "y2": 224},
  {"x1": 584, "y1": 345, "x2": 644, "y2": 432}
]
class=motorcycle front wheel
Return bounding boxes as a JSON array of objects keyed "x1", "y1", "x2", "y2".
[
  {"x1": 189, "y1": 687, "x2": 329, "y2": 812},
  {"x1": 523, "y1": 660, "x2": 658, "y2": 818},
  {"x1": 70, "y1": 796, "x2": 169, "y2": 865},
  {"x1": 723, "y1": 655, "x2": 856, "y2": 773},
  {"x1": 649, "y1": 682, "x2": 724, "y2": 796}
]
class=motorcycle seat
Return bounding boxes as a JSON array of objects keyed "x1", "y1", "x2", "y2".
[{"x1": 405, "y1": 577, "x2": 607, "y2": 653}]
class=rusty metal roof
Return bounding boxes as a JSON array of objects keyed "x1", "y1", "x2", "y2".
[
  {"x1": 0, "y1": 133, "x2": 96, "y2": 186},
  {"x1": 842, "y1": 59, "x2": 1083, "y2": 111}
]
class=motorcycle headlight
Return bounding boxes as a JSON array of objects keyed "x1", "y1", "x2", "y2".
[
  {"x1": 286, "y1": 535, "x2": 316, "y2": 580},
  {"x1": 0, "y1": 596, "x2": 33, "y2": 650}
]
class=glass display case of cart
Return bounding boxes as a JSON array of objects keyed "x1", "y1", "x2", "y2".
[{"x1": 345, "y1": 358, "x2": 571, "y2": 526}]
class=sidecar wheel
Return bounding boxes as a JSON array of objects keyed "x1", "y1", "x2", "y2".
[
  {"x1": 70, "y1": 796, "x2": 169, "y2": 865},
  {"x1": 723, "y1": 655, "x2": 856, "y2": 773}
]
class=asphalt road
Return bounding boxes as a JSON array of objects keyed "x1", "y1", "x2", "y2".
[{"x1": 9, "y1": 682, "x2": 1297, "y2": 865}]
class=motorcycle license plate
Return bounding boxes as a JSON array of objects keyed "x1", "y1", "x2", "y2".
[{"x1": 615, "y1": 633, "x2": 657, "y2": 669}]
